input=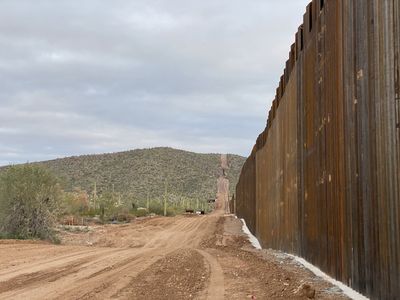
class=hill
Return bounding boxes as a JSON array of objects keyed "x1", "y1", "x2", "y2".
[{"x1": 3, "y1": 147, "x2": 245, "y2": 203}]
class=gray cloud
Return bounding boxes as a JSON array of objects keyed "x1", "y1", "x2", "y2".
[{"x1": 0, "y1": 0, "x2": 309, "y2": 165}]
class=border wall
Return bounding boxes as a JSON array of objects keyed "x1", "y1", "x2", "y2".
[{"x1": 235, "y1": 1, "x2": 400, "y2": 299}]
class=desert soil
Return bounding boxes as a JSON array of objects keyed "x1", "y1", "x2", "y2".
[{"x1": 0, "y1": 211, "x2": 350, "y2": 299}]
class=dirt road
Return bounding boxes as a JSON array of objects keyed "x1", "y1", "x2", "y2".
[{"x1": 0, "y1": 212, "x2": 350, "y2": 299}]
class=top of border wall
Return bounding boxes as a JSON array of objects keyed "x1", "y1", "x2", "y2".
[{"x1": 254, "y1": 0, "x2": 323, "y2": 154}]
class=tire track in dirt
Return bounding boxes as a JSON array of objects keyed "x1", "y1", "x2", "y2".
[
  {"x1": 0, "y1": 248, "x2": 147, "y2": 299},
  {"x1": 0, "y1": 246, "x2": 73, "y2": 271},
  {"x1": 0, "y1": 248, "x2": 135, "y2": 299},
  {"x1": 0, "y1": 248, "x2": 150, "y2": 299},
  {"x1": 0, "y1": 248, "x2": 97, "y2": 277},
  {"x1": 197, "y1": 249, "x2": 225, "y2": 300},
  {"x1": 0, "y1": 255, "x2": 96, "y2": 294},
  {"x1": 0, "y1": 247, "x2": 116, "y2": 281},
  {"x1": 55, "y1": 249, "x2": 161, "y2": 299}
]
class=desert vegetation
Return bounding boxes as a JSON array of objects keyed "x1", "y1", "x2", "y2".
[
  {"x1": 30, "y1": 147, "x2": 245, "y2": 201},
  {"x1": 0, "y1": 148, "x2": 245, "y2": 242},
  {"x1": 0, "y1": 165, "x2": 62, "y2": 242},
  {"x1": 0, "y1": 164, "x2": 212, "y2": 243}
]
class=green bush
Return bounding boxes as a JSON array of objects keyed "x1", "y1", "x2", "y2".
[
  {"x1": 0, "y1": 165, "x2": 61, "y2": 242},
  {"x1": 134, "y1": 209, "x2": 148, "y2": 217}
]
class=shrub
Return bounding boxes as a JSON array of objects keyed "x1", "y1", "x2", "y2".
[
  {"x1": 0, "y1": 165, "x2": 62, "y2": 242},
  {"x1": 134, "y1": 208, "x2": 148, "y2": 217},
  {"x1": 61, "y1": 188, "x2": 89, "y2": 216}
]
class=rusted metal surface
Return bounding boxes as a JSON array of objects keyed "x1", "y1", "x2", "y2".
[
  {"x1": 255, "y1": 63, "x2": 299, "y2": 254},
  {"x1": 236, "y1": 150, "x2": 256, "y2": 233},
  {"x1": 235, "y1": 1, "x2": 400, "y2": 299}
]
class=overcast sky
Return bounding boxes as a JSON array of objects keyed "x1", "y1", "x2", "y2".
[{"x1": 0, "y1": 0, "x2": 309, "y2": 165}]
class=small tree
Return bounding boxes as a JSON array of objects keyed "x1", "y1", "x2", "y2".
[{"x1": 0, "y1": 165, "x2": 61, "y2": 242}]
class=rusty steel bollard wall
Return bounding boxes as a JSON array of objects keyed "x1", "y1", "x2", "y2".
[{"x1": 235, "y1": 1, "x2": 400, "y2": 299}]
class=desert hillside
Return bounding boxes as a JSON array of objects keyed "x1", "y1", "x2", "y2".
[{"x1": 2, "y1": 147, "x2": 245, "y2": 202}]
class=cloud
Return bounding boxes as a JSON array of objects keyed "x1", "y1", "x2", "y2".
[{"x1": 0, "y1": 0, "x2": 309, "y2": 165}]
